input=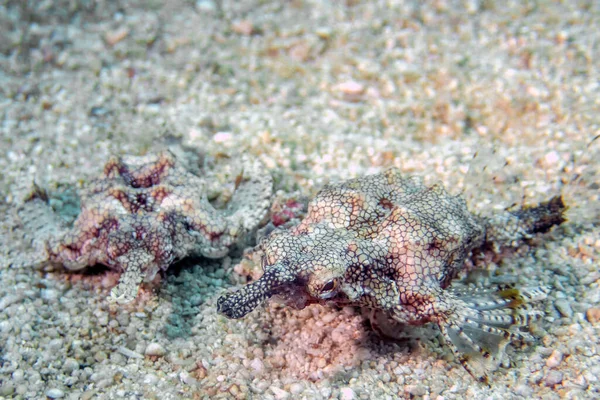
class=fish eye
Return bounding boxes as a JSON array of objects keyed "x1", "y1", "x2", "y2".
[{"x1": 321, "y1": 280, "x2": 336, "y2": 293}]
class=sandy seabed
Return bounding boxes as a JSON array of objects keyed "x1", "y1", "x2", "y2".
[{"x1": 1, "y1": 1, "x2": 599, "y2": 399}]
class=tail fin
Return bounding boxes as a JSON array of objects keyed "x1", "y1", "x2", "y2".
[
  {"x1": 1, "y1": 196, "x2": 64, "y2": 269},
  {"x1": 440, "y1": 285, "x2": 549, "y2": 383},
  {"x1": 484, "y1": 196, "x2": 566, "y2": 248}
]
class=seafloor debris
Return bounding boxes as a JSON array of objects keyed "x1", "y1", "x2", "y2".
[
  {"x1": 45, "y1": 150, "x2": 272, "y2": 303},
  {"x1": 217, "y1": 168, "x2": 566, "y2": 381}
]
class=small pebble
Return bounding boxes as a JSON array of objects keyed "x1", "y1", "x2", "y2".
[
  {"x1": 94, "y1": 351, "x2": 108, "y2": 362},
  {"x1": 514, "y1": 384, "x2": 533, "y2": 397},
  {"x1": 320, "y1": 386, "x2": 332, "y2": 398},
  {"x1": 254, "y1": 380, "x2": 269, "y2": 394},
  {"x1": 179, "y1": 371, "x2": 197, "y2": 385},
  {"x1": 335, "y1": 81, "x2": 364, "y2": 96},
  {"x1": 270, "y1": 386, "x2": 289, "y2": 400},
  {"x1": 545, "y1": 370, "x2": 564, "y2": 387},
  {"x1": 41, "y1": 288, "x2": 59, "y2": 301},
  {"x1": 145, "y1": 342, "x2": 166, "y2": 357},
  {"x1": 196, "y1": 0, "x2": 216, "y2": 12},
  {"x1": 339, "y1": 387, "x2": 356, "y2": 400},
  {"x1": 16, "y1": 384, "x2": 27, "y2": 396},
  {"x1": 11, "y1": 369, "x2": 24, "y2": 382},
  {"x1": 105, "y1": 27, "x2": 129, "y2": 46},
  {"x1": 381, "y1": 372, "x2": 391, "y2": 383},
  {"x1": 144, "y1": 374, "x2": 158, "y2": 385},
  {"x1": 316, "y1": 27, "x2": 332, "y2": 39},
  {"x1": 117, "y1": 346, "x2": 144, "y2": 359},
  {"x1": 530, "y1": 371, "x2": 544, "y2": 385},
  {"x1": 81, "y1": 390, "x2": 95, "y2": 400},
  {"x1": 405, "y1": 384, "x2": 426, "y2": 396},
  {"x1": 321, "y1": 312, "x2": 337, "y2": 323},
  {"x1": 62, "y1": 358, "x2": 80, "y2": 373},
  {"x1": 0, "y1": 383, "x2": 14, "y2": 397},
  {"x1": 213, "y1": 131, "x2": 233, "y2": 144},
  {"x1": 90, "y1": 371, "x2": 109, "y2": 383},
  {"x1": 232, "y1": 20, "x2": 254, "y2": 36},
  {"x1": 250, "y1": 358, "x2": 264, "y2": 373},
  {"x1": 546, "y1": 349, "x2": 563, "y2": 368},
  {"x1": 189, "y1": 294, "x2": 203, "y2": 306},
  {"x1": 46, "y1": 388, "x2": 65, "y2": 399},
  {"x1": 331, "y1": 327, "x2": 347, "y2": 343},
  {"x1": 544, "y1": 151, "x2": 560, "y2": 167},
  {"x1": 289, "y1": 383, "x2": 304, "y2": 395},
  {"x1": 48, "y1": 338, "x2": 64, "y2": 351},
  {"x1": 95, "y1": 379, "x2": 113, "y2": 389},
  {"x1": 586, "y1": 307, "x2": 600, "y2": 324},
  {"x1": 229, "y1": 384, "x2": 240, "y2": 396},
  {"x1": 555, "y1": 299, "x2": 573, "y2": 318},
  {"x1": 110, "y1": 352, "x2": 125, "y2": 364}
]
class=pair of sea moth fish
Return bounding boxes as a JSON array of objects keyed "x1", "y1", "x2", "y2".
[{"x1": 39, "y1": 151, "x2": 565, "y2": 381}]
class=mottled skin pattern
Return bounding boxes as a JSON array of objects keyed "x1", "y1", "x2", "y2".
[
  {"x1": 217, "y1": 168, "x2": 566, "y2": 381},
  {"x1": 49, "y1": 151, "x2": 272, "y2": 303}
]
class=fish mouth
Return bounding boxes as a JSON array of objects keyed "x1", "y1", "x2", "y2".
[
  {"x1": 271, "y1": 285, "x2": 313, "y2": 310},
  {"x1": 217, "y1": 266, "x2": 297, "y2": 319}
]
